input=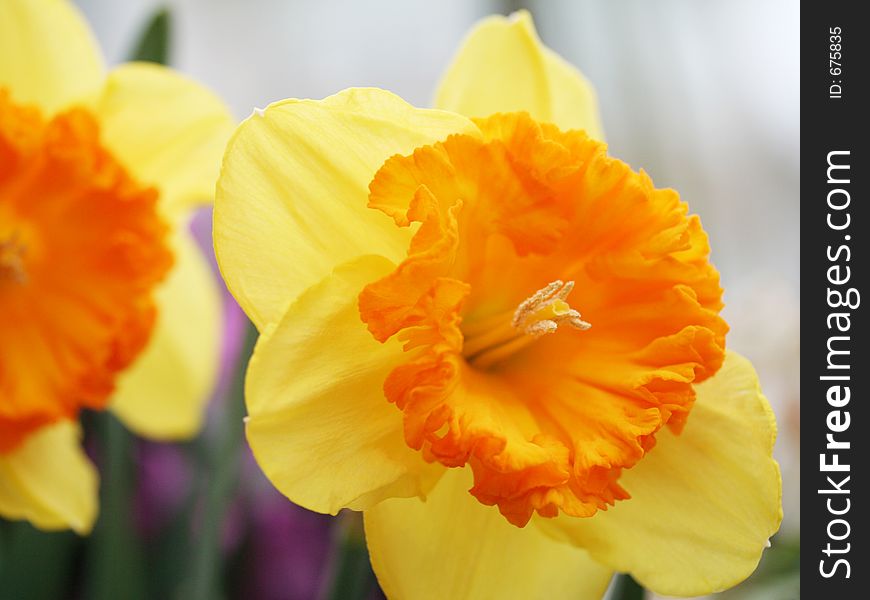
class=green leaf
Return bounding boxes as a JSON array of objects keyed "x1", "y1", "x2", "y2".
[{"x1": 129, "y1": 7, "x2": 171, "y2": 65}]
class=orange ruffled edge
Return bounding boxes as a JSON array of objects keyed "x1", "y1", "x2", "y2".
[
  {"x1": 359, "y1": 112, "x2": 726, "y2": 526},
  {"x1": 0, "y1": 89, "x2": 172, "y2": 452}
]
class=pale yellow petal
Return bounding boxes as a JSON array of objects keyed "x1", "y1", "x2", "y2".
[
  {"x1": 91, "y1": 62, "x2": 234, "y2": 217},
  {"x1": 0, "y1": 420, "x2": 98, "y2": 535},
  {"x1": 245, "y1": 255, "x2": 438, "y2": 515},
  {"x1": 111, "y1": 229, "x2": 221, "y2": 440},
  {"x1": 435, "y1": 10, "x2": 604, "y2": 139},
  {"x1": 0, "y1": 0, "x2": 104, "y2": 113},
  {"x1": 541, "y1": 351, "x2": 782, "y2": 597},
  {"x1": 365, "y1": 467, "x2": 613, "y2": 600},
  {"x1": 540, "y1": 46, "x2": 605, "y2": 137},
  {"x1": 214, "y1": 87, "x2": 478, "y2": 330}
]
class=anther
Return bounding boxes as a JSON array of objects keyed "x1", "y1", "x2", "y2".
[
  {"x1": 511, "y1": 280, "x2": 591, "y2": 337},
  {"x1": 464, "y1": 279, "x2": 590, "y2": 369}
]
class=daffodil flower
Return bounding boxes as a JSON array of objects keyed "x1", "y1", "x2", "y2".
[
  {"x1": 0, "y1": 0, "x2": 233, "y2": 534},
  {"x1": 214, "y1": 11, "x2": 781, "y2": 598}
]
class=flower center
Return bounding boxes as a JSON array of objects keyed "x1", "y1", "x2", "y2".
[
  {"x1": 0, "y1": 89, "x2": 172, "y2": 453},
  {"x1": 463, "y1": 280, "x2": 590, "y2": 369},
  {"x1": 360, "y1": 112, "x2": 727, "y2": 527}
]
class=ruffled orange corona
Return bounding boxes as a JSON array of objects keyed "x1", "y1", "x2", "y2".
[
  {"x1": 0, "y1": 90, "x2": 172, "y2": 452},
  {"x1": 359, "y1": 112, "x2": 727, "y2": 526},
  {"x1": 216, "y1": 10, "x2": 781, "y2": 599},
  {"x1": 0, "y1": 0, "x2": 232, "y2": 534}
]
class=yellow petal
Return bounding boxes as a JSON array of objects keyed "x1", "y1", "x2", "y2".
[
  {"x1": 0, "y1": 420, "x2": 98, "y2": 535},
  {"x1": 111, "y1": 229, "x2": 221, "y2": 440},
  {"x1": 214, "y1": 87, "x2": 478, "y2": 330},
  {"x1": 435, "y1": 10, "x2": 604, "y2": 139},
  {"x1": 90, "y1": 62, "x2": 234, "y2": 217},
  {"x1": 541, "y1": 351, "x2": 782, "y2": 597},
  {"x1": 246, "y1": 255, "x2": 438, "y2": 515},
  {"x1": 0, "y1": 0, "x2": 104, "y2": 113},
  {"x1": 364, "y1": 467, "x2": 613, "y2": 600}
]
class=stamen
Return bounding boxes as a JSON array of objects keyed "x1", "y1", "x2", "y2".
[
  {"x1": 511, "y1": 280, "x2": 591, "y2": 336},
  {"x1": 464, "y1": 280, "x2": 590, "y2": 369},
  {"x1": 0, "y1": 232, "x2": 27, "y2": 284}
]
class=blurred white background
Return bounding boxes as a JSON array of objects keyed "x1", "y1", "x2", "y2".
[{"x1": 74, "y1": 0, "x2": 800, "y2": 596}]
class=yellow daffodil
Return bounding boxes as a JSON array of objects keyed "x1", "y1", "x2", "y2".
[
  {"x1": 214, "y1": 11, "x2": 781, "y2": 599},
  {"x1": 0, "y1": 0, "x2": 233, "y2": 534}
]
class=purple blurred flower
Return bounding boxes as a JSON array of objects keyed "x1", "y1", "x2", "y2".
[
  {"x1": 134, "y1": 441, "x2": 193, "y2": 538},
  {"x1": 241, "y1": 458, "x2": 333, "y2": 600}
]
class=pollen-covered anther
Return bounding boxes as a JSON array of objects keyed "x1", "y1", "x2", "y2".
[
  {"x1": 463, "y1": 280, "x2": 590, "y2": 369},
  {"x1": 511, "y1": 280, "x2": 591, "y2": 337}
]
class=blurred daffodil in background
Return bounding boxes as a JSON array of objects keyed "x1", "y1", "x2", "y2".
[
  {"x1": 215, "y1": 11, "x2": 781, "y2": 600},
  {"x1": 0, "y1": 0, "x2": 233, "y2": 534}
]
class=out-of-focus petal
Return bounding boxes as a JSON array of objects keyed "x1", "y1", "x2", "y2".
[
  {"x1": 0, "y1": 0, "x2": 104, "y2": 113},
  {"x1": 0, "y1": 420, "x2": 98, "y2": 535},
  {"x1": 364, "y1": 467, "x2": 613, "y2": 600},
  {"x1": 435, "y1": 10, "x2": 604, "y2": 139},
  {"x1": 541, "y1": 351, "x2": 782, "y2": 596},
  {"x1": 214, "y1": 87, "x2": 477, "y2": 330},
  {"x1": 91, "y1": 62, "x2": 234, "y2": 217},
  {"x1": 111, "y1": 229, "x2": 221, "y2": 440},
  {"x1": 246, "y1": 255, "x2": 439, "y2": 514}
]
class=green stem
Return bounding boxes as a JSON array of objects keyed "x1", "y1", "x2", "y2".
[
  {"x1": 186, "y1": 320, "x2": 258, "y2": 600},
  {"x1": 0, "y1": 521, "x2": 78, "y2": 599},
  {"x1": 324, "y1": 512, "x2": 376, "y2": 600},
  {"x1": 84, "y1": 414, "x2": 147, "y2": 600},
  {"x1": 611, "y1": 573, "x2": 645, "y2": 600}
]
